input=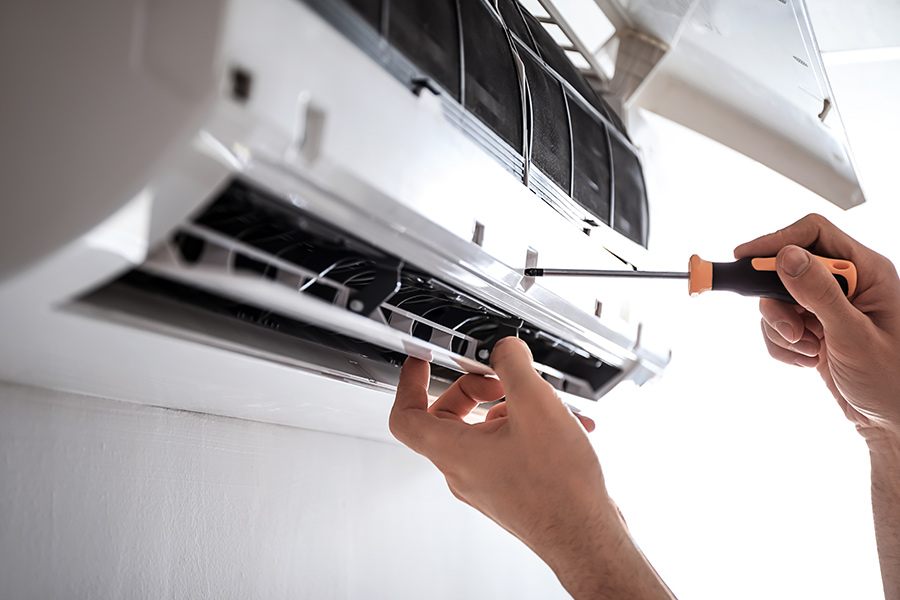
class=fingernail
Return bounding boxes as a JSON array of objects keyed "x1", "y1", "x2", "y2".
[
  {"x1": 774, "y1": 321, "x2": 795, "y2": 342},
  {"x1": 790, "y1": 341, "x2": 818, "y2": 357},
  {"x1": 795, "y1": 355, "x2": 819, "y2": 368},
  {"x1": 782, "y1": 246, "x2": 811, "y2": 278},
  {"x1": 492, "y1": 336, "x2": 518, "y2": 350},
  {"x1": 489, "y1": 336, "x2": 532, "y2": 364}
]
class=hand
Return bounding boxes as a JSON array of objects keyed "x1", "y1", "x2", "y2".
[
  {"x1": 389, "y1": 337, "x2": 674, "y2": 599},
  {"x1": 735, "y1": 214, "x2": 900, "y2": 443}
]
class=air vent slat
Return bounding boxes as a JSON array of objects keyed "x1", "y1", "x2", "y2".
[{"x1": 100, "y1": 180, "x2": 624, "y2": 399}]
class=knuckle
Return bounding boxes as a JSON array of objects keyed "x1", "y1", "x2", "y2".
[
  {"x1": 759, "y1": 300, "x2": 793, "y2": 326},
  {"x1": 530, "y1": 376, "x2": 560, "y2": 401},
  {"x1": 762, "y1": 321, "x2": 788, "y2": 349},
  {"x1": 809, "y1": 277, "x2": 844, "y2": 309},
  {"x1": 446, "y1": 481, "x2": 470, "y2": 505},
  {"x1": 765, "y1": 340, "x2": 794, "y2": 365},
  {"x1": 803, "y1": 213, "x2": 830, "y2": 229},
  {"x1": 387, "y1": 413, "x2": 405, "y2": 441},
  {"x1": 876, "y1": 253, "x2": 896, "y2": 275}
]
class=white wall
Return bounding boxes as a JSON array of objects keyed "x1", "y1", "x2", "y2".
[{"x1": 0, "y1": 380, "x2": 567, "y2": 600}]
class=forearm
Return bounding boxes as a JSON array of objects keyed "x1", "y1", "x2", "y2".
[
  {"x1": 536, "y1": 502, "x2": 675, "y2": 600},
  {"x1": 869, "y1": 431, "x2": 900, "y2": 600}
]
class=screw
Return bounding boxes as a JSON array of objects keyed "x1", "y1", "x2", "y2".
[
  {"x1": 477, "y1": 348, "x2": 490, "y2": 360},
  {"x1": 349, "y1": 299, "x2": 365, "y2": 312},
  {"x1": 230, "y1": 67, "x2": 253, "y2": 103}
]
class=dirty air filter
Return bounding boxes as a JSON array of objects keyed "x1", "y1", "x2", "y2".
[
  {"x1": 611, "y1": 134, "x2": 649, "y2": 246},
  {"x1": 517, "y1": 9, "x2": 617, "y2": 134},
  {"x1": 306, "y1": 0, "x2": 649, "y2": 247},
  {"x1": 387, "y1": 0, "x2": 461, "y2": 101},
  {"x1": 497, "y1": 0, "x2": 538, "y2": 54},
  {"x1": 458, "y1": 0, "x2": 524, "y2": 151},
  {"x1": 569, "y1": 94, "x2": 612, "y2": 226},
  {"x1": 521, "y1": 50, "x2": 572, "y2": 193}
]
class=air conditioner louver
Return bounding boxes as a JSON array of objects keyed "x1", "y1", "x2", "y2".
[{"x1": 83, "y1": 180, "x2": 624, "y2": 400}]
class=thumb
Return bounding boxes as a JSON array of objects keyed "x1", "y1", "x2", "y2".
[
  {"x1": 777, "y1": 245, "x2": 860, "y2": 336},
  {"x1": 489, "y1": 337, "x2": 558, "y2": 415}
]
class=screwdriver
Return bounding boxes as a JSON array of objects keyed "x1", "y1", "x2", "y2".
[{"x1": 524, "y1": 254, "x2": 858, "y2": 303}]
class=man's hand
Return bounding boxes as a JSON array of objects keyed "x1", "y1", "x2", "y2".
[
  {"x1": 735, "y1": 214, "x2": 900, "y2": 443},
  {"x1": 389, "y1": 337, "x2": 674, "y2": 599},
  {"x1": 737, "y1": 214, "x2": 900, "y2": 600}
]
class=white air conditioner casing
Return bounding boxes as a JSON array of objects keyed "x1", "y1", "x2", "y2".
[{"x1": 0, "y1": 0, "x2": 670, "y2": 441}]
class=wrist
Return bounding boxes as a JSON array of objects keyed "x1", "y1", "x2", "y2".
[
  {"x1": 865, "y1": 425, "x2": 900, "y2": 461},
  {"x1": 867, "y1": 428, "x2": 900, "y2": 498},
  {"x1": 541, "y1": 498, "x2": 673, "y2": 599},
  {"x1": 540, "y1": 496, "x2": 622, "y2": 577}
]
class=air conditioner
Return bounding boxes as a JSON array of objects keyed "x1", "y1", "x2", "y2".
[{"x1": 0, "y1": 0, "x2": 857, "y2": 440}]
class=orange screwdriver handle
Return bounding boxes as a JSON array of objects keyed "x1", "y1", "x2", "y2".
[{"x1": 688, "y1": 254, "x2": 857, "y2": 303}]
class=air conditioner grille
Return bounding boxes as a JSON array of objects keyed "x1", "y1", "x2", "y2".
[{"x1": 100, "y1": 180, "x2": 624, "y2": 399}]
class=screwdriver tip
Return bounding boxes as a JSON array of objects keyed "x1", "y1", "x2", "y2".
[{"x1": 524, "y1": 268, "x2": 542, "y2": 277}]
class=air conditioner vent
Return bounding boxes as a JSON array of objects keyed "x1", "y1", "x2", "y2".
[{"x1": 83, "y1": 180, "x2": 624, "y2": 400}]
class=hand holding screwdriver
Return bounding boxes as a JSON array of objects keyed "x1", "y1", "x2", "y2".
[
  {"x1": 390, "y1": 214, "x2": 900, "y2": 598},
  {"x1": 737, "y1": 214, "x2": 900, "y2": 598},
  {"x1": 736, "y1": 214, "x2": 900, "y2": 436}
]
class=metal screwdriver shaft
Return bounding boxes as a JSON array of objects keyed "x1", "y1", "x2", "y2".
[
  {"x1": 524, "y1": 253, "x2": 857, "y2": 305},
  {"x1": 524, "y1": 268, "x2": 689, "y2": 279}
]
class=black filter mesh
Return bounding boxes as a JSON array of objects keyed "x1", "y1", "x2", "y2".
[
  {"x1": 602, "y1": 98, "x2": 629, "y2": 138},
  {"x1": 344, "y1": 0, "x2": 382, "y2": 31},
  {"x1": 517, "y1": 9, "x2": 627, "y2": 137},
  {"x1": 496, "y1": 0, "x2": 536, "y2": 52},
  {"x1": 388, "y1": 0, "x2": 461, "y2": 100},
  {"x1": 520, "y1": 13, "x2": 596, "y2": 105},
  {"x1": 610, "y1": 135, "x2": 649, "y2": 247},
  {"x1": 521, "y1": 51, "x2": 571, "y2": 192},
  {"x1": 569, "y1": 95, "x2": 611, "y2": 225},
  {"x1": 459, "y1": 0, "x2": 523, "y2": 151}
]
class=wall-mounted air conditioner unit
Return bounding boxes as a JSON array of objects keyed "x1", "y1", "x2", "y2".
[
  {"x1": 1, "y1": 0, "x2": 857, "y2": 440},
  {"x1": 0, "y1": 0, "x2": 669, "y2": 440}
]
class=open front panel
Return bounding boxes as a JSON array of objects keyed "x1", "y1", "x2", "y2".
[{"x1": 85, "y1": 180, "x2": 624, "y2": 400}]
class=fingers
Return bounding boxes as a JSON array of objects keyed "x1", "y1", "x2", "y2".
[
  {"x1": 761, "y1": 320, "x2": 819, "y2": 368},
  {"x1": 733, "y1": 214, "x2": 863, "y2": 264},
  {"x1": 429, "y1": 374, "x2": 505, "y2": 421},
  {"x1": 485, "y1": 401, "x2": 595, "y2": 432},
  {"x1": 485, "y1": 401, "x2": 508, "y2": 421},
  {"x1": 575, "y1": 413, "x2": 596, "y2": 432},
  {"x1": 389, "y1": 358, "x2": 451, "y2": 455},
  {"x1": 759, "y1": 298, "x2": 822, "y2": 364},
  {"x1": 489, "y1": 337, "x2": 558, "y2": 415},
  {"x1": 759, "y1": 298, "x2": 806, "y2": 344},
  {"x1": 776, "y1": 246, "x2": 864, "y2": 338},
  {"x1": 763, "y1": 320, "x2": 821, "y2": 356},
  {"x1": 393, "y1": 357, "x2": 430, "y2": 414}
]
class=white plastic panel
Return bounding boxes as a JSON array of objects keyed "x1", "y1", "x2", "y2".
[{"x1": 604, "y1": 0, "x2": 865, "y2": 208}]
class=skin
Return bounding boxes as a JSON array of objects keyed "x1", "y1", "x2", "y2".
[
  {"x1": 390, "y1": 338, "x2": 674, "y2": 599},
  {"x1": 735, "y1": 213, "x2": 900, "y2": 599},
  {"x1": 390, "y1": 213, "x2": 900, "y2": 598}
]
